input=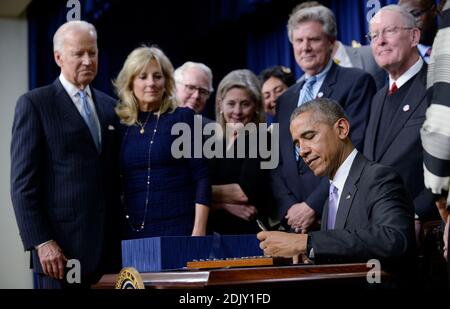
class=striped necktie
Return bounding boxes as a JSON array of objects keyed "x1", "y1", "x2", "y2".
[
  {"x1": 297, "y1": 76, "x2": 317, "y2": 107},
  {"x1": 327, "y1": 183, "x2": 339, "y2": 230}
]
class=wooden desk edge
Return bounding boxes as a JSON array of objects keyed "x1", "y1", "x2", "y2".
[{"x1": 93, "y1": 263, "x2": 387, "y2": 289}]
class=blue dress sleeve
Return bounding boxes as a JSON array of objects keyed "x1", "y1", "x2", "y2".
[{"x1": 178, "y1": 107, "x2": 211, "y2": 207}]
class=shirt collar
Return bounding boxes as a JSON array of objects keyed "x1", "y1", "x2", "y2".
[
  {"x1": 389, "y1": 57, "x2": 423, "y2": 89},
  {"x1": 330, "y1": 148, "x2": 358, "y2": 193},
  {"x1": 59, "y1": 74, "x2": 92, "y2": 99}
]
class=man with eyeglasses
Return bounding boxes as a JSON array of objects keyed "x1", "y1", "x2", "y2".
[
  {"x1": 399, "y1": 0, "x2": 438, "y2": 63},
  {"x1": 174, "y1": 61, "x2": 214, "y2": 118},
  {"x1": 364, "y1": 5, "x2": 440, "y2": 261}
]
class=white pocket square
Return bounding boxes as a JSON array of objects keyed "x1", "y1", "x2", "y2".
[{"x1": 107, "y1": 125, "x2": 115, "y2": 130}]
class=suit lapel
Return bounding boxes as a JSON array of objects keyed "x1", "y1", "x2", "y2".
[
  {"x1": 321, "y1": 199, "x2": 330, "y2": 231},
  {"x1": 53, "y1": 79, "x2": 86, "y2": 127},
  {"x1": 334, "y1": 152, "x2": 366, "y2": 229},
  {"x1": 91, "y1": 89, "x2": 107, "y2": 154},
  {"x1": 319, "y1": 62, "x2": 338, "y2": 98},
  {"x1": 282, "y1": 83, "x2": 303, "y2": 172},
  {"x1": 53, "y1": 79, "x2": 102, "y2": 153},
  {"x1": 365, "y1": 86, "x2": 388, "y2": 160},
  {"x1": 286, "y1": 82, "x2": 303, "y2": 113},
  {"x1": 375, "y1": 65, "x2": 427, "y2": 159}
]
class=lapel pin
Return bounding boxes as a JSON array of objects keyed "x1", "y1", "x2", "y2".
[
  {"x1": 317, "y1": 92, "x2": 324, "y2": 98},
  {"x1": 346, "y1": 194, "x2": 351, "y2": 200},
  {"x1": 403, "y1": 105, "x2": 410, "y2": 112}
]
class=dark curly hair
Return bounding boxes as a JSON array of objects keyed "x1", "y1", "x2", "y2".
[{"x1": 259, "y1": 66, "x2": 296, "y2": 88}]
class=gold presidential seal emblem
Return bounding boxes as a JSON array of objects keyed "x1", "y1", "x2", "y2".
[{"x1": 115, "y1": 267, "x2": 145, "y2": 289}]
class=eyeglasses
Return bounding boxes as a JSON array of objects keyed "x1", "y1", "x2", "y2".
[
  {"x1": 182, "y1": 83, "x2": 210, "y2": 98},
  {"x1": 366, "y1": 26, "x2": 413, "y2": 42}
]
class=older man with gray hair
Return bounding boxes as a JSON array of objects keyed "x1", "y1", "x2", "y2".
[
  {"x1": 364, "y1": 5, "x2": 439, "y2": 234},
  {"x1": 272, "y1": 5, "x2": 376, "y2": 234},
  {"x1": 11, "y1": 20, "x2": 121, "y2": 288},
  {"x1": 175, "y1": 61, "x2": 213, "y2": 116}
]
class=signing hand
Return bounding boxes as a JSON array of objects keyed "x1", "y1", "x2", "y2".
[
  {"x1": 286, "y1": 202, "x2": 316, "y2": 233},
  {"x1": 257, "y1": 231, "x2": 307, "y2": 258},
  {"x1": 37, "y1": 240, "x2": 68, "y2": 280}
]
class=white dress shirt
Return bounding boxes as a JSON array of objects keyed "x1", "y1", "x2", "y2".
[
  {"x1": 388, "y1": 57, "x2": 423, "y2": 90},
  {"x1": 329, "y1": 148, "x2": 359, "y2": 211}
]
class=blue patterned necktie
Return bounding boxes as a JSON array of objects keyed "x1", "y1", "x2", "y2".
[
  {"x1": 294, "y1": 76, "x2": 317, "y2": 161},
  {"x1": 327, "y1": 183, "x2": 339, "y2": 230},
  {"x1": 297, "y1": 76, "x2": 317, "y2": 107},
  {"x1": 78, "y1": 90, "x2": 100, "y2": 152}
]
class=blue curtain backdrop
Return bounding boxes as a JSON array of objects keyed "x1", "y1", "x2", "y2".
[{"x1": 27, "y1": 0, "x2": 397, "y2": 118}]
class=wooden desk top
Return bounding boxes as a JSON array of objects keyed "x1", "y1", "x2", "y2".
[{"x1": 94, "y1": 263, "x2": 380, "y2": 289}]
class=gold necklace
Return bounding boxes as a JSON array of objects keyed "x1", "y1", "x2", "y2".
[
  {"x1": 137, "y1": 112, "x2": 151, "y2": 134},
  {"x1": 121, "y1": 109, "x2": 161, "y2": 232}
]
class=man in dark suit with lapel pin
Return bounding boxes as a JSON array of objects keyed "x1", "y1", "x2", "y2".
[
  {"x1": 271, "y1": 5, "x2": 376, "y2": 232},
  {"x1": 364, "y1": 5, "x2": 439, "y2": 232},
  {"x1": 10, "y1": 21, "x2": 121, "y2": 288},
  {"x1": 259, "y1": 98, "x2": 415, "y2": 275}
]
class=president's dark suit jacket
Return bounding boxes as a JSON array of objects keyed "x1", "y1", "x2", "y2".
[
  {"x1": 10, "y1": 79, "x2": 122, "y2": 283},
  {"x1": 272, "y1": 63, "x2": 376, "y2": 219},
  {"x1": 311, "y1": 152, "x2": 415, "y2": 265},
  {"x1": 363, "y1": 65, "x2": 436, "y2": 221}
]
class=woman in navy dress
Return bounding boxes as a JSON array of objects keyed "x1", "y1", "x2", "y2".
[{"x1": 114, "y1": 46, "x2": 210, "y2": 239}]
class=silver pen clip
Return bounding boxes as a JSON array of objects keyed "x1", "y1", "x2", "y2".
[{"x1": 256, "y1": 219, "x2": 268, "y2": 231}]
